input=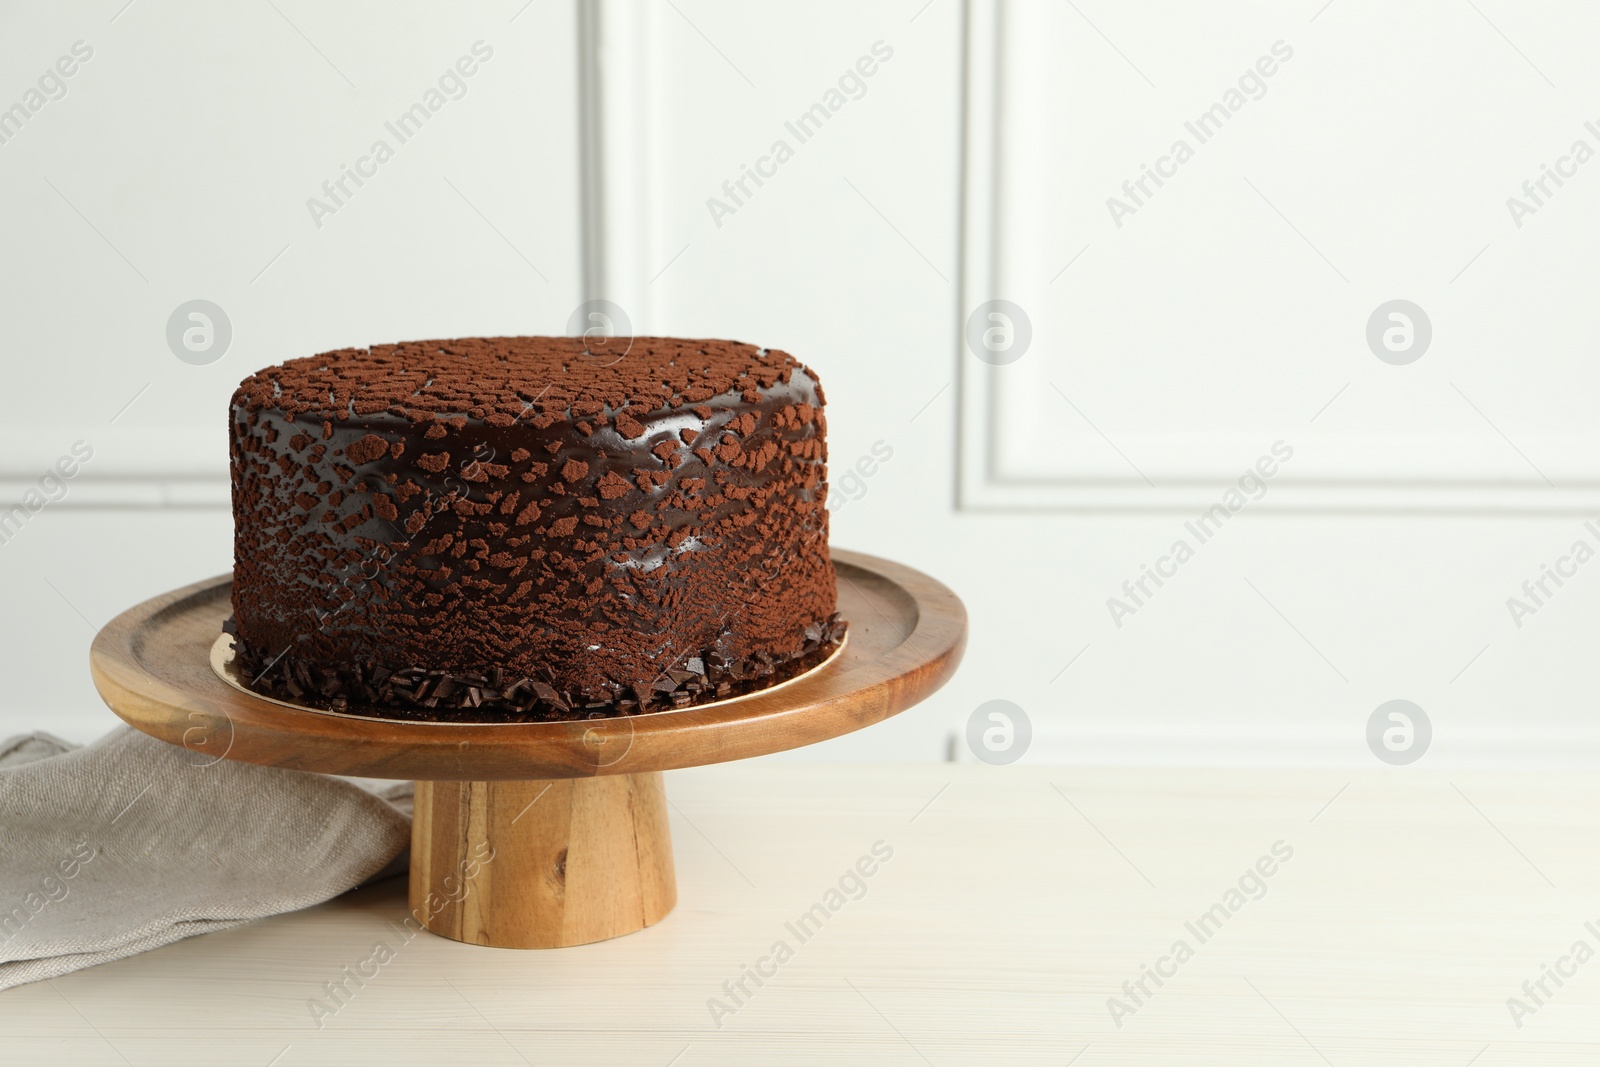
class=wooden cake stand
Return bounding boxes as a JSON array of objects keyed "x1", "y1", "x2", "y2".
[{"x1": 89, "y1": 550, "x2": 966, "y2": 949}]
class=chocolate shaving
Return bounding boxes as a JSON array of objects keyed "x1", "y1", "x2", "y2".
[{"x1": 228, "y1": 614, "x2": 844, "y2": 723}]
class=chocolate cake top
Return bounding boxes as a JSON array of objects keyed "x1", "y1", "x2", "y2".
[
  {"x1": 227, "y1": 333, "x2": 836, "y2": 720},
  {"x1": 231, "y1": 336, "x2": 807, "y2": 427}
]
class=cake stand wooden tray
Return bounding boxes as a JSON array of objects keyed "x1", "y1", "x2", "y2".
[{"x1": 89, "y1": 550, "x2": 966, "y2": 949}]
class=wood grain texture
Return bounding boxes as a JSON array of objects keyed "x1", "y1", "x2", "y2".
[
  {"x1": 410, "y1": 773, "x2": 676, "y2": 948},
  {"x1": 7, "y1": 764, "x2": 1600, "y2": 1065},
  {"x1": 88, "y1": 550, "x2": 967, "y2": 781}
]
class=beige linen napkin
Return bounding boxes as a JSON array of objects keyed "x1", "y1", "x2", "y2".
[{"x1": 0, "y1": 727, "x2": 411, "y2": 991}]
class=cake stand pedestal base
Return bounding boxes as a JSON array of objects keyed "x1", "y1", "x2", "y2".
[
  {"x1": 410, "y1": 773, "x2": 676, "y2": 948},
  {"x1": 91, "y1": 550, "x2": 966, "y2": 951}
]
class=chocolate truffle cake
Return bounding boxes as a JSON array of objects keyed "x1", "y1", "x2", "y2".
[{"x1": 227, "y1": 336, "x2": 842, "y2": 721}]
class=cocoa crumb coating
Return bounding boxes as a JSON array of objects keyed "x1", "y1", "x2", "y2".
[{"x1": 227, "y1": 336, "x2": 840, "y2": 720}]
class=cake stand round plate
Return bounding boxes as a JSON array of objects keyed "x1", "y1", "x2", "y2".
[{"x1": 89, "y1": 549, "x2": 966, "y2": 949}]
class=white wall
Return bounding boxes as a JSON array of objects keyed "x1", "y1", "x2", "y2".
[
  {"x1": 0, "y1": 0, "x2": 584, "y2": 739},
  {"x1": 4, "y1": 1, "x2": 1598, "y2": 769}
]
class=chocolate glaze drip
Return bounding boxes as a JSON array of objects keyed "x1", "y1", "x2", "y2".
[{"x1": 228, "y1": 337, "x2": 839, "y2": 722}]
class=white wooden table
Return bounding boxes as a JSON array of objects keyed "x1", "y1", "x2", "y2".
[{"x1": 5, "y1": 763, "x2": 1598, "y2": 1064}]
